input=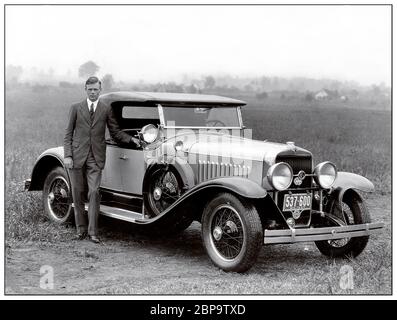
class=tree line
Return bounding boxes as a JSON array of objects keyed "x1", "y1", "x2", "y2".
[{"x1": 6, "y1": 60, "x2": 390, "y2": 101}]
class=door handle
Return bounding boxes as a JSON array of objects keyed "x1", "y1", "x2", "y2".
[{"x1": 119, "y1": 155, "x2": 128, "y2": 160}]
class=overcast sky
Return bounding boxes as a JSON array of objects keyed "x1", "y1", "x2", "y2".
[{"x1": 5, "y1": 5, "x2": 391, "y2": 86}]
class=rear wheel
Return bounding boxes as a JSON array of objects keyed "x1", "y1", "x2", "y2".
[
  {"x1": 315, "y1": 192, "x2": 370, "y2": 258},
  {"x1": 201, "y1": 193, "x2": 263, "y2": 272},
  {"x1": 43, "y1": 167, "x2": 74, "y2": 224}
]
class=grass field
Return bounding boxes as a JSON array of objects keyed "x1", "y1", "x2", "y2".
[
  {"x1": 4, "y1": 86, "x2": 392, "y2": 295},
  {"x1": 242, "y1": 104, "x2": 391, "y2": 194}
]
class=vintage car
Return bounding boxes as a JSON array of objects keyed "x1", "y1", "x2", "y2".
[{"x1": 25, "y1": 92, "x2": 383, "y2": 272}]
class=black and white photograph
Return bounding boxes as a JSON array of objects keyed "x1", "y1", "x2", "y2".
[{"x1": 3, "y1": 3, "x2": 392, "y2": 297}]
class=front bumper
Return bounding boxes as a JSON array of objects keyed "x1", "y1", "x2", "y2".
[{"x1": 264, "y1": 222, "x2": 384, "y2": 244}]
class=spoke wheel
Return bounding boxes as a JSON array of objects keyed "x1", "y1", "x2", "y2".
[
  {"x1": 210, "y1": 205, "x2": 244, "y2": 260},
  {"x1": 326, "y1": 202, "x2": 353, "y2": 248},
  {"x1": 315, "y1": 192, "x2": 371, "y2": 258},
  {"x1": 202, "y1": 192, "x2": 263, "y2": 272},
  {"x1": 43, "y1": 167, "x2": 74, "y2": 224}
]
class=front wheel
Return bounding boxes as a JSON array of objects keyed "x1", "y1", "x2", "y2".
[
  {"x1": 315, "y1": 192, "x2": 371, "y2": 258},
  {"x1": 43, "y1": 167, "x2": 74, "y2": 224},
  {"x1": 201, "y1": 193, "x2": 263, "y2": 272}
]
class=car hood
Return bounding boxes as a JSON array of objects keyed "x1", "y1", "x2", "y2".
[{"x1": 179, "y1": 133, "x2": 310, "y2": 165}]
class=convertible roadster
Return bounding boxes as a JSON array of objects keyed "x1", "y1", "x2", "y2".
[{"x1": 25, "y1": 91, "x2": 383, "y2": 272}]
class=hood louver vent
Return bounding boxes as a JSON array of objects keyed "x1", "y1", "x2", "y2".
[{"x1": 198, "y1": 160, "x2": 250, "y2": 183}]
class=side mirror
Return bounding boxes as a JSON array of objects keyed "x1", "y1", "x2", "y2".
[{"x1": 140, "y1": 124, "x2": 159, "y2": 144}]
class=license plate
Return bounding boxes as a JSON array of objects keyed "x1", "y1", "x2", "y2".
[{"x1": 283, "y1": 193, "x2": 312, "y2": 212}]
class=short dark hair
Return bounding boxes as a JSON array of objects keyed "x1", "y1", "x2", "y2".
[{"x1": 85, "y1": 76, "x2": 101, "y2": 87}]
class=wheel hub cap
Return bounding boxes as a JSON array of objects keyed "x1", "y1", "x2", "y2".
[
  {"x1": 60, "y1": 188, "x2": 68, "y2": 198},
  {"x1": 48, "y1": 192, "x2": 55, "y2": 204},
  {"x1": 213, "y1": 226, "x2": 223, "y2": 241},
  {"x1": 165, "y1": 182, "x2": 176, "y2": 193},
  {"x1": 153, "y1": 187, "x2": 162, "y2": 201},
  {"x1": 225, "y1": 220, "x2": 238, "y2": 233}
]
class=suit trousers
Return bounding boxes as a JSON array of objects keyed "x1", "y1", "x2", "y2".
[{"x1": 69, "y1": 148, "x2": 102, "y2": 236}]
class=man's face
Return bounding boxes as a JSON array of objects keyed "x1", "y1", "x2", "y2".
[{"x1": 85, "y1": 82, "x2": 101, "y2": 102}]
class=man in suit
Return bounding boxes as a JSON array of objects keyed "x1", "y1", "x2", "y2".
[{"x1": 64, "y1": 76, "x2": 140, "y2": 243}]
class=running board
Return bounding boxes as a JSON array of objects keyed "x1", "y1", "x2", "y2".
[{"x1": 72, "y1": 203, "x2": 145, "y2": 223}]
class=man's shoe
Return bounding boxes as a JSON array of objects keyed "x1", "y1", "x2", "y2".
[
  {"x1": 74, "y1": 232, "x2": 87, "y2": 240},
  {"x1": 89, "y1": 235, "x2": 101, "y2": 244}
]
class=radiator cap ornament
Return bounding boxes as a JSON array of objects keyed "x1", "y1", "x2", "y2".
[{"x1": 286, "y1": 141, "x2": 297, "y2": 152}]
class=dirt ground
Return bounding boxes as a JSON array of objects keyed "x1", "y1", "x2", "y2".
[{"x1": 5, "y1": 194, "x2": 391, "y2": 295}]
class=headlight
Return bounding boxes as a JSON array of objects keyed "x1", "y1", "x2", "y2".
[
  {"x1": 267, "y1": 162, "x2": 293, "y2": 191},
  {"x1": 314, "y1": 161, "x2": 337, "y2": 189},
  {"x1": 141, "y1": 124, "x2": 159, "y2": 144}
]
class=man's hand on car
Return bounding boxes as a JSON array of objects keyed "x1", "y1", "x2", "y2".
[
  {"x1": 130, "y1": 137, "x2": 142, "y2": 148},
  {"x1": 64, "y1": 157, "x2": 73, "y2": 169}
]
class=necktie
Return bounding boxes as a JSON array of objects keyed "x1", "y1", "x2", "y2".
[{"x1": 89, "y1": 103, "x2": 94, "y2": 122}]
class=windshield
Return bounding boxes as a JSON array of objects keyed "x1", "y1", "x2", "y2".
[{"x1": 161, "y1": 106, "x2": 241, "y2": 128}]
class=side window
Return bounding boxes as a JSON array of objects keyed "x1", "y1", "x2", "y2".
[
  {"x1": 121, "y1": 106, "x2": 160, "y2": 133},
  {"x1": 122, "y1": 106, "x2": 159, "y2": 121}
]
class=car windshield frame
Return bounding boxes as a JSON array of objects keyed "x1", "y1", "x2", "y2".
[{"x1": 157, "y1": 104, "x2": 244, "y2": 129}]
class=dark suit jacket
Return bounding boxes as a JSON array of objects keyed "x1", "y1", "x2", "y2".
[{"x1": 64, "y1": 99, "x2": 131, "y2": 169}]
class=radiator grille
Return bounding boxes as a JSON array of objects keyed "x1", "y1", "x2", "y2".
[
  {"x1": 276, "y1": 154, "x2": 313, "y2": 188},
  {"x1": 275, "y1": 153, "x2": 313, "y2": 226},
  {"x1": 198, "y1": 160, "x2": 250, "y2": 183}
]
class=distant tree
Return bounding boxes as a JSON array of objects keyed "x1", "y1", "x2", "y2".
[
  {"x1": 186, "y1": 84, "x2": 198, "y2": 94},
  {"x1": 244, "y1": 84, "x2": 253, "y2": 92},
  {"x1": 204, "y1": 76, "x2": 216, "y2": 89},
  {"x1": 260, "y1": 76, "x2": 270, "y2": 90},
  {"x1": 305, "y1": 93, "x2": 314, "y2": 102},
  {"x1": 256, "y1": 91, "x2": 268, "y2": 100},
  {"x1": 102, "y1": 74, "x2": 114, "y2": 90},
  {"x1": 78, "y1": 61, "x2": 99, "y2": 78},
  {"x1": 59, "y1": 81, "x2": 75, "y2": 88},
  {"x1": 349, "y1": 89, "x2": 359, "y2": 99},
  {"x1": 163, "y1": 82, "x2": 184, "y2": 92},
  {"x1": 156, "y1": 82, "x2": 164, "y2": 92},
  {"x1": 371, "y1": 85, "x2": 381, "y2": 96},
  {"x1": 6, "y1": 65, "x2": 23, "y2": 84}
]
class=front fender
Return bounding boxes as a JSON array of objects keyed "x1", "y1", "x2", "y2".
[
  {"x1": 332, "y1": 172, "x2": 374, "y2": 203},
  {"x1": 324, "y1": 172, "x2": 374, "y2": 215},
  {"x1": 333, "y1": 172, "x2": 375, "y2": 193}
]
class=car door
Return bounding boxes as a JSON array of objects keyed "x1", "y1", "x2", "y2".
[
  {"x1": 119, "y1": 148, "x2": 146, "y2": 195},
  {"x1": 117, "y1": 105, "x2": 160, "y2": 195},
  {"x1": 101, "y1": 141, "x2": 124, "y2": 192}
]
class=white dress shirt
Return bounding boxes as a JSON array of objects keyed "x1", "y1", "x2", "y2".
[{"x1": 87, "y1": 99, "x2": 99, "y2": 112}]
